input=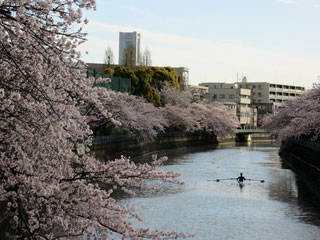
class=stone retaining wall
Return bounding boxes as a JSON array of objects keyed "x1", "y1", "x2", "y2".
[
  {"x1": 279, "y1": 139, "x2": 320, "y2": 188},
  {"x1": 92, "y1": 131, "x2": 274, "y2": 161}
]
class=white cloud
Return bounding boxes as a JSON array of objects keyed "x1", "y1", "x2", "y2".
[
  {"x1": 127, "y1": 6, "x2": 156, "y2": 18},
  {"x1": 78, "y1": 20, "x2": 320, "y2": 89},
  {"x1": 279, "y1": 0, "x2": 296, "y2": 4}
]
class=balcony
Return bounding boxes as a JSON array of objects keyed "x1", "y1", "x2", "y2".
[
  {"x1": 269, "y1": 87, "x2": 276, "y2": 92},
  {"x1": 239, "y1": 98, "x2": 251, "y2": 104}
]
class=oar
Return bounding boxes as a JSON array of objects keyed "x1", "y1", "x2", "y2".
[
  {"x1": 247, "y1": 179, "x2": 265, "y2": 183},
  {"x1": 214, "y1": 178, "x2": 265, "y2": 183},
  {"x1": 215, "y1": 178, "x2": 236, "y2": 182}
]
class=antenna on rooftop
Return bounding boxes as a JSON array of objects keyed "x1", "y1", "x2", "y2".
[{"x1": 242, "y1": 75, "x2": 247, "y2": 83}]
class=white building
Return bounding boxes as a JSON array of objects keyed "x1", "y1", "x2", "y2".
[
  {"x1": 199, "y1": 82, "x2": 252, "y2": 127},
  {"x1": 238, "y1": 81, "x2": 305, "y2": 125},
  {"x1": 174, "y1": 67, "x2": 189, "y2": 89},
  {"x1": 200, "y1": 79, "x2": 306, "y2": 127},
  {"x1": 119, "y1": 32, "x2": 141, "y2": 67},
  {"x1": 237, "y1": 81, "x2": 305, "y2": 105},
  {"x1": 188, "y1": 85, "x2": 208, "y2": 102},
  {"x1": 237, "y1": 88, "x2": 251, "y2": 127}
]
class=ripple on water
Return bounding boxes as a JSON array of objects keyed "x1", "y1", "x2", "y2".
[{"x1": 117, "y1": 144, "x2": 320, "y2": 240}]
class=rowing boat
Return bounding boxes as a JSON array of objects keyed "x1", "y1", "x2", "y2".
[{"x1": 238, "y1": 181, "x2": 245, "y2": 188}]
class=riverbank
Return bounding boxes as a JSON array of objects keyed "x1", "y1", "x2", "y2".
[
  {"x1": 279, "y1": 139, "x2": 320, "y2": 190},
  {"x1": 92, "y1": 130, "x2": 275, "y2": 161}
]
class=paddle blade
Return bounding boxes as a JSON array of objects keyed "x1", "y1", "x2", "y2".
[
  {"x1": 260, "y1": 180, "x2": 265, "y2": 183},
  {"x1": 216, "y1": 179, "x2": 220, "y2": 182}
]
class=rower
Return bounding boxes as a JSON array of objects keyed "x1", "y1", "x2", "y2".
[{"x1": 237, "y1": 173, "x2": 246, "y2": 182}]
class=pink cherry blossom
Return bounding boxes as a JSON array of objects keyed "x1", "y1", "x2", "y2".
[
  {"x1": 160, "y1": 86, "x2": 239, "y2": 135},
  {"x1": 0, "y1": 1, "x2": 187, "y2": 239},
  {"x1": 0, "y1": 1, "x2": 239, "y2": 239},
  {"x1": 263, "y1": 84, "x2": 320, "y2": 142}
]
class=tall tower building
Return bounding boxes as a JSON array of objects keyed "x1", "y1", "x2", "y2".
[{"x1": 119, "y1": 31, "x2": 141, "y2": 67}]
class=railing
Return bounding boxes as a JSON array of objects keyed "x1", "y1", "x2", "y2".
[{"x1": 236, "y1": 129, "x2": 269, "y2": 134}]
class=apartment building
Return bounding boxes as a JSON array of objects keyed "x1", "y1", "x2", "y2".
[
  {"x1": 237, "y1": 81, "x2": 305, "y2": 124},
  {"x1": 237, "y1": 82, "x2": 305, "y2": 104},
  {"x1": 199, "y1": 82, "x2": 252, "y2": 127},
  {"x1": 200, "y1": 80, "x2": 306, "y2": 127},
  {"x1": 237, "y1": 88, "x2": 251, "y2": 127}
]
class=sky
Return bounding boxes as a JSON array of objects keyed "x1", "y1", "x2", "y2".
[{"x1": 79, "y1": 0, "x2": 320, "y2": 89}]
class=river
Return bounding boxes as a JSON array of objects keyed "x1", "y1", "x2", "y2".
[{"x1": 116, "y1": 143, "x2": 320, "y2": 240}]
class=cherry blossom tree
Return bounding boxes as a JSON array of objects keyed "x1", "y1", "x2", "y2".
[
  {"x1": 160, "y1": 85, "x2": 192, "y2": 108},
  {"x1": 161, "y1": 103, "x2": 239, "y2": 135},
  {"x1": 89, "y1": 84, "x2": 239, "y2": 140},
  {"x1": 160, "y1": 86, "x2": 239, "y2": 134},
  {"x1": 87, "y1": 85, "x2": 166, "y2": 141},
  {"x1": 190, "y1": 102, "x2": 240, "y2": 136},
  {"x1": 89, "y1": 85, "x2": 239, "y2": 139},
  {"x1": 263, "y1": 84, "x2": 320, "y2": 142},
  {"x1": 0, "y1": 1, "x2": 240, "y2": 238},
  {"x1": 0, "y1": 1, "x2": 186, "y2": 239}
]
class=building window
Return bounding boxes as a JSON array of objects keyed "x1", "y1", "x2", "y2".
[
  {"x1": 258, "y1": 92, "x2": 262, "y2": 97},
  {"x1": 258, "y1": 85, "x2": 262, "y2": 89},
  {"x1": 253, "y1": 85, "x2": 256, "y2": 88},
  {"x1": 229, "y1": 94, "x2": 235, "y2": 99},
  {"x1": 219, "y1": 94, "x2": 225, "y2": 99}
]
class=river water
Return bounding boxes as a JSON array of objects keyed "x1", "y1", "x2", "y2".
[{"x1": 117, "y1": 143, "x2": 320, "y2": 240}]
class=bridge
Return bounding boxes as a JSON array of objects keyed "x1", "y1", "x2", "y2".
[
  {"x1": 235, "y1": 129, "x2": 273, "y2": 142},
  {"x1": 236, "y1": 129, "x2": 269, "y2": 134}
]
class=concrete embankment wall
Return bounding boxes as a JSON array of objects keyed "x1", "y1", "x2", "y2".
[
  {"x1": 93, "y1": 132, "x2": 223, "y2": 161},
  {"x1": 92, "y1": 131, "x2": 274, "y2": 161},
  {"x1": 279, "y1": 139, "x2": 320, "y2": 188}
]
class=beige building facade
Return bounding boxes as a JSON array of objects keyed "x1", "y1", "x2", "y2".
[
  {"x1": 199, "y1": 82, "x2": 252, "y2": 127},
  {"x1": 238, "y1": 81, "x2": 305, "y2": 125},
  {"x1": 188, "y1": 85, "x2": 208, "y2": 102},
  {"x1": 174, "y1": 67, "x2": 189, "y2": 89},
  {"x1": 200, "y1": 80, "x2": 306, "y2": 127},
  {"x1": 237, "y1": 82, "x2": 305, "y2": 104}
]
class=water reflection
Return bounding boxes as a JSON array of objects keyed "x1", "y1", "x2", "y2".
[
  {"x1": 109, "y1": 143, "x2": 320, "y2": 239},
  {"x1": 268, "y1": 171, "x2": 298, "y2": 203}
]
